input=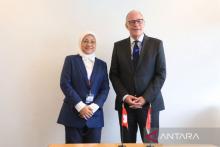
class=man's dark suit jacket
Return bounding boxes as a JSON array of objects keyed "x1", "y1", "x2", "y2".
[
  {"x1": 57, "y1": 55, "x2": 109, "y2": 128},
  {"x1": 110, "y1": 35, "x2": 166, "y2": 112}
]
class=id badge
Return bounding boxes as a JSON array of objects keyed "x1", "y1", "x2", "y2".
[{"x1": 86, "y1": 93, "x2": 94, "y2": 104}]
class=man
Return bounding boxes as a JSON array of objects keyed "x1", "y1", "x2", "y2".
[{"x1": 109, "y1": 10, "x2": 166, "y2": 143}]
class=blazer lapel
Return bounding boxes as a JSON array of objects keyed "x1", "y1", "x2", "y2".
[
  {"x1": 89, "y1": 58, "x2": 99, "y2": 89},
  {"x1": 136, "y1": 35, "x2": 150, "y2": 69},
  {"x1": 76, "y1": 55, "x2": 89, "y2": 84}
]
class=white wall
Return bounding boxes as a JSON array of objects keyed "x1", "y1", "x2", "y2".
[{"x1": 0, "y1": 0, "x2": 220, "y2": 147}]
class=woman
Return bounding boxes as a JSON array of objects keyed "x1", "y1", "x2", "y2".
[{"x1": 57, "y1": 32, "x2": 109, "y2": 143}]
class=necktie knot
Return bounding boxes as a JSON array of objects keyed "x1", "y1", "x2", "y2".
[{"x1": 134, "y1": 40, "x2": 139, "y2": 47}]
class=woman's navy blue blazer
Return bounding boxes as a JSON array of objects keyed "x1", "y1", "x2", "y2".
[{"x1": 57, "y1": 55, "x2": 110, "y2": 128}]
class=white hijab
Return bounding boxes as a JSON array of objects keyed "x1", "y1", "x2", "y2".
[{"x1": 78, "y1": 32, "x2": 96, "y2": 62}]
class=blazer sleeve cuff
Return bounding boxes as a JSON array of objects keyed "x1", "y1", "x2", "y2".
[
  {"x1": 89, "y1": 103, "x2": 99, "y2": 113},
  {"x1": 75, "y1": 101, "x2": 86, "y2": 112}
]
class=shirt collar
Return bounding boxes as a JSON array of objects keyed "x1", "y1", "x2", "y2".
[
  {"x1": 79, "y1": 50, "x2": 96, "y2": 62},
  {"x1": 130, "y1": 33, "x2": 144, "y2": 44}
]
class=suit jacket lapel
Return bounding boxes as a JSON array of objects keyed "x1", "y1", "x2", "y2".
[
  {"x1": 136, "y1": 35, "x2": 150, "y2": 69},
  {"x1": 124, "y1": 38, "x2": 134, "y2": 72}
]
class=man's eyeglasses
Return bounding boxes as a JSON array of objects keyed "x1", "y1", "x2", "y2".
[{"x1": 128, "y1": 19, "x2": 144, "y2": 26}]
